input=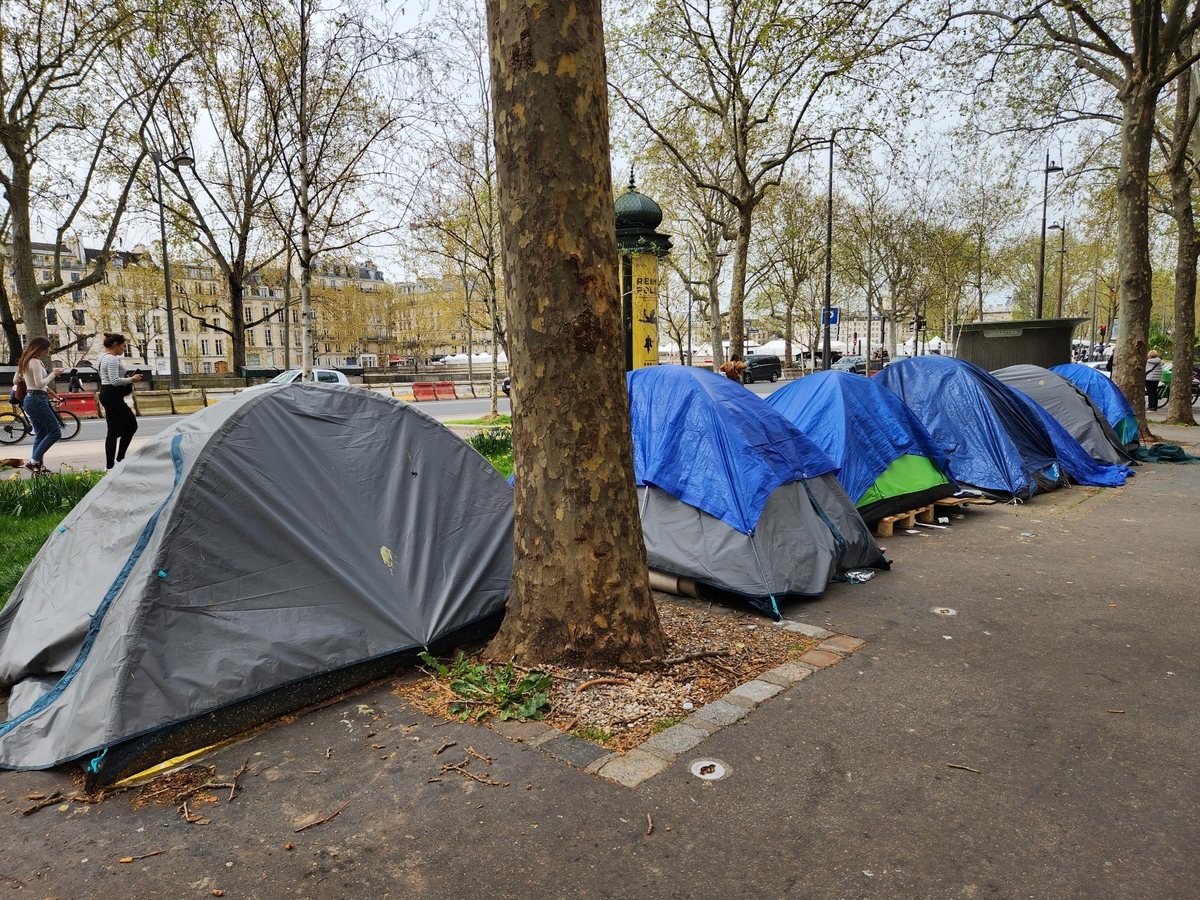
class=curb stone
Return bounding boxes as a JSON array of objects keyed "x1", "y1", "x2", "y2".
[{"x1": 486, "y1": 634, "x2": 865, "y2": 788}]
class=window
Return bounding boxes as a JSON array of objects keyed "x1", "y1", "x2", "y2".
[
  {"x1": 292, "y1": 310, "x2": 299, "y2": 324},
  {"x1": 201, "y1": 340, "x2": 210, "y2": 355},
  {"x1": 294, "y1": 333, "x2": 301, "y2": 348},
  {"x1": 182, "y1": 339, "x2": 191, "y2": 352},
  {"x1": 46, "y1": 308, "x2": 58, "y2": 325},
  {"x1": 124, "y1": 343, "x2": 133, "y2": 358},
  {"x1": 215, "y1": 339, "x2": 224, "y2": 356},
  {"x1": 72, "y1": 290, "x2": 82, "y2": 302},
  {"x1": 72, "y1": 309, "x2": 85, "y2": 326},
  {"x1": 247, "y1": 329, "x2": 256, "y2": 347},
  {"x1": 71, "y1": 272, "x2": 80, "y2": 282},
  {"x1": 277, "y1": 308, "x2": 284, "y2": 323},
  {"x1": 153, "y1": 315, "x2": 162, "y2": 333},
  {"x1": 324, "y1": 343, "x2": 331, "y2": 353},
  {"x1": 184, "y1": 363, "x2": 194, "y2": 374},
  {"x1": 174, "y1": 282, "x2": 184, "y2": 294},
  {"x1": 179, "y1": 317, "x2": 190, "y2": 333},
  {"x1": 156, "y1": 340, "x2": 164, "y2": 356},
  {"x1": 244, "y1": 307, "x2": 253, "y2": 323},
  {"x1": 263, "y1": 306, "x2": 270, "y2": 320},
  {"x1": 264, "y1": 328, "x2": 273, "y2": 347},
  {"x1": 202, "y1": 362, "x2": 212, "y2": 374}
]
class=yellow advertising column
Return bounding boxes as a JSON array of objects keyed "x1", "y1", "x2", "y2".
[
  {"x1": 630, "y1": 253, "x2": 660, "y2": 369},
  {"x1": 615, "y1": 173, "x2": 672, "y2": 371}
]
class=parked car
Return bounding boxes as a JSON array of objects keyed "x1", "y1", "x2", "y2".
[
  {"x1": 268, "y1": 368, "x2": 351, "y2": 386},
  {"x1": 502, "y1": 376, "x2": 511, "y2": 396},
  {"x1": 831, "y1": 355, "x2": 867, "y2": 375},
  {"x1": 742, "y1": 354, "x2": 782, "y2": 384}
]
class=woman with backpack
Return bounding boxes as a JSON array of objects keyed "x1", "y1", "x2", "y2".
[{"x1": 16, "y1": 337, "x2": 63, "y2": 474}]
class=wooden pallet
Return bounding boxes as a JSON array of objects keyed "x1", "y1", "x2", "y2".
[
  {"x1": 873, "y1": 504, "x2": 936, "y2": 538},
  {"x1": 934, "y1": 496, "x2": 997, "y2": 509}
]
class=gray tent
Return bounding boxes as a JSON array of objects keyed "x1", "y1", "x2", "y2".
[
  {"x1": 0, "y1": 384, "x2": 513, "y2": 784},
  {"x1": 992, "y1": 364, "x2": 1134, "y2": 467},
  {"x1": 629, "y1": 366, "x2": 886, "y2": 619},
  {"x1": 639, "y1": 474, "x2": 885, "y2": 618}
]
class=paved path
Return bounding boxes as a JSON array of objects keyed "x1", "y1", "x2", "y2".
[{"x1": 0, "y1": 428, "x2": 1197, "y2": 899}]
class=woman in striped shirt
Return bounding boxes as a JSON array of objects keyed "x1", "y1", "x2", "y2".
[{"x1": 98, "y1": 333, "x2": 142, "y2": 469}]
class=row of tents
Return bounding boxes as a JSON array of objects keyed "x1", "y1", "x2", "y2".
[{"x1": 0, "y1": 359, "x2": 1140, "y2": 784}]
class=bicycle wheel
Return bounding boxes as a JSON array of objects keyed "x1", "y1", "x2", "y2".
[
  {"x1": 0, "y1": 411, "x2": 28, "y2": 444},
  {"x1": 57, "y1": 409, "x2": 81, "y2": 441}
]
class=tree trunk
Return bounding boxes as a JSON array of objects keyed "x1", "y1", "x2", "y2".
[
  {"x1": 229, "y1": 278, "x2": 248, "y2": 371},
  {"x1": 0, "y1": 261, "x2": 21, "y2": 364},
  {"x1": 727, "y1": 204, "x2": 752, "y2": 360},
  {"x1": 4, "y1": 155, "x2": 47, "y2": 340},
  {"x1": 485, "y1": 0, "x2": 666, "y2": 667},
  {"x1": 1114, "y1": 87, "x2": 1158, "y2": 438}
]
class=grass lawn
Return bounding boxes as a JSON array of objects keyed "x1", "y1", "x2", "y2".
[
  {"x1": 0, "y1": 511, "x2": 66, "y2": 609},
  {"x1": 486, "y1": 451, "x2": 514, "y2": 479},
  {"x1": 445, "y1": 414, "x2": 512, "y2": 426}
]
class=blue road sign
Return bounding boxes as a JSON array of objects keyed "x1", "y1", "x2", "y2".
[{"x1": 822, "y1": 307, "x2": 840, "y2": 326}]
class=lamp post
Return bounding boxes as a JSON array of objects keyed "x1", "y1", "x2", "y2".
[
  {"x1": 686, "y1": 243, "x2": 693, "y2": 367},
  {"x1": 823, "y1": 129, "x2": 836, "y2": 371},
  {"x1": 151, "y1": 150, "x2": 194, "y2": 390},
  {"x1": 1048, "y1": 221, "x2": 1066, "y2": 317},
  {"x1": 1035, "y1": 151, "x2": 1063, "y2": 319}
]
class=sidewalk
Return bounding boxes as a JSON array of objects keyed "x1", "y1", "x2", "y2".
[{"x1": 1, "y1": 442, "x2": 1198, "y2": 897}]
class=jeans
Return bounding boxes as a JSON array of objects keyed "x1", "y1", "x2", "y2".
[{"x1": 23, "y1": 392, "x2": 62, "y2": 464}]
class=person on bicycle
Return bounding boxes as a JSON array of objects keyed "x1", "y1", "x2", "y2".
[
  {"x1": 98, "y1": 333, "x2": 142, "y2": 470},
  {"x1": 17, "y1": 337, "x2": 63, "y2": 474}
]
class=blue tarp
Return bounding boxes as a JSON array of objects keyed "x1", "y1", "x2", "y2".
[
  {"x1": 1050, "y1": 363, "x2": 1139, "y2": 446},
  {"x1": 875, "y1": 356, "x2": 1059, "y2": 498},
  {"x1": 1013, "y1": 391, "x2": 1134, "y2": 487},
  {"x1": 627, "y1": 367, "x2": 837, "y2": 534},
  {"x1": 764, "y1": 370, "x2": 955, "y2": 504}
]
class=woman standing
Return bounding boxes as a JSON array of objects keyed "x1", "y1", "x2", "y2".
[
  {"x1": 17, "y1": 337, "x2": 63, "y2": 474},
  {"x1": 98, "y1": 333, "x2": 142, "y2": 469}
]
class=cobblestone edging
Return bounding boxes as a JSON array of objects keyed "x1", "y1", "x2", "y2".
[{"x1": 487, "y1": 620, "x2": 867, "y2": 788}]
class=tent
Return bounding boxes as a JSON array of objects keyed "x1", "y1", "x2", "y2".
[
  {"x1": 875, "y1": 356, "x2": 1062, "y2": 501},
  {"x1": 628, "y1": 367, "x2": 887, "y2": 618},
  {"x1": 1009, "y1": 389, "x2": 1134, "y2": 488},
  {"x1": 0, "y1": 384, "x2": 513, "y2": 784},
  {"x1": 1049, "y1": 363, "x2": 1139, "y2": 448},
  {"x1": 993, "y1": 365, "x2": 1135, "y2": 467},
  {"x1": 764, "y1": 370, "x2": 957, "y2": 523}
]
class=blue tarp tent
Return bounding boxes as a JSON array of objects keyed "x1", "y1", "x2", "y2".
[
  {"x1": 764, "y1": 370, "x2": 957, "y2": 522},
  {"x1": 875, "y1": 356, "x2": 1061, "y2": 500},
  {"x1": 1049, "y1": 364, "x2": 1139, "y2": 448},
  {"x1": 627, "y1": 367, "x2": 886, "y2": 617},
  {"x1": 1011, "y1": 391, "x2": 1135, "y2": 488}
]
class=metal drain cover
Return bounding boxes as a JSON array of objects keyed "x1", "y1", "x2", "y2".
[
  {"x1": 931, "y1": 607, "x2": 957, "y2": 617},
  {"x1": 690, "y1": 759, "x2": 730, "y2": 781}
]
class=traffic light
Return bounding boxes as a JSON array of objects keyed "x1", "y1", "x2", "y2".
[{"x1": 1099, "y1": 325, "x2": 1107, "y2": 338}]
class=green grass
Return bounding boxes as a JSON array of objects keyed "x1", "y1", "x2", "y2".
[
  {"x1": 466, "y1": 427, "x2": 513, "y2": 478},
  {"x1": 0, "y1": 512, "x2": 67, "y2": 609},
  {"x1": 446, "y1": 414, "x2": 512, "y2": 426},
  {"x1": 576, "y1": 726, "x2": 614, "y2": 744},
  {"x1": 486, "y1": 451, "x2": 513, "y2": 478},
  {"x1": 0, "y1": 470, "x2": 104, "y2": 517}
]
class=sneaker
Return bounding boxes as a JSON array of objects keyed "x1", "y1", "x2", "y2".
[{"x1": 23, "y1": 459, "x2": 37, "y2": 474}]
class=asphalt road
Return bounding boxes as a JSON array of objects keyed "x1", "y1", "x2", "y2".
[{"x1": 1, "y1": 425, "x2": 1197, "y2": 897}]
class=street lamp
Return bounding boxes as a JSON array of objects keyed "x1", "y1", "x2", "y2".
[
  {"x1": 686, "y1": 243, "x2": 693, "y2": 367},
  {"x1": 1048, "y1": 221, "x2": 1066, "y2": 317},
  {"x1": 150, "y1": 149, "x2": 194, "y2": 389},
  {"x1": 823, "y1": 129, "x2": 836, "y2": 371},
  {"x1": 1035, "y1": 151, "x2": 1063, "y2": 320}
]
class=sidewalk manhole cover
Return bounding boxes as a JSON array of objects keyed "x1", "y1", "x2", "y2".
[
  {"x1": 690, "y1": 759, "x2": 729, "y2": 781},
  {"x1": 931, "y1": 607, "x2": 957, "y2": 617}
]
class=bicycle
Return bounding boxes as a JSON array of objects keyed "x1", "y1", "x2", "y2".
[{"x1": 0, "y1": 398, "x2": 82, "y2": 444}]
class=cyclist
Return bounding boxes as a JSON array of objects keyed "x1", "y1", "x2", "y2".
[{"x1": 17, "y1": 337, "x2": 63, "y2": 474}]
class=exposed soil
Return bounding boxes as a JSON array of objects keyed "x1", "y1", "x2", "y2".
[{"x1": 396, "y1": 597, "x2": 817, "y2": 753}]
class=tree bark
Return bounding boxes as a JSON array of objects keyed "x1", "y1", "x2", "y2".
[
  {"x1": 485, "y1": 0, "x2": 666, "y2": 667},
  {"x1": 727, "y1": 204, "x2": 753, "y2": 360},
  {"x1": 0, "y1": 260, "x2": 20, "y2": 364},
  {"x1": 1166, "y1": 66, "x2": 1198, "y2": 426},
  {"x1": 1113, "y1": 87, "x2": 1158, "y2": 438}
]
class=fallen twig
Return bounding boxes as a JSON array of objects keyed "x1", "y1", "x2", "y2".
[
  {"x1": 643, "y1": 649, "x2": 733, "y2": 668},
  {"x1": 946, "y1": 763, "x2": 982, "y2": 774},
  {"x1": 432, "y1": 741, "x2": 458, "y2": 757},
  {"x1": 575, "y1": 677, "x2": 630, "y2": 694},
  {"x1": 440, "y1": 757, "x2": 501, "y2": 786},
  {"x1": 293, "y1": 800, "x2": 350, "y2": 833},
  {"x1": 324, "y1": 748, "x2": 332, "y2": 760},
  {"x1": 645, "y1": 812, "x2": 653, "y2": 836},
  {"x1": 119, "y1": 850, "x2": 166, "y2": 863},
  {"x1": 465, "y1": 746, "x2": 493, "y2": 765},
  {"x1": 227, "y1": 758, "x2": 250, "y2": 803},
  {"x1": 21, "y1": 790, "x2": 62, "y2": 815},
  {"x1": 1107, "y1": 709, "x2": 1126, "y2": 714}
]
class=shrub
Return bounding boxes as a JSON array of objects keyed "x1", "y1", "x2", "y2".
[{"x1": 0, "y1": 470, "x2": 104, "y2": 518}]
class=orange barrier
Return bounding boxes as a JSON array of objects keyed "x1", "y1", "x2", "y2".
[
  {"x1": 453, "y1": 383, "x2": 476, "y2": 399},
  {"x1": 434, "y1": 381, "x2": 457, "y2": 400},
  {"x1": 411, "y1": 382, "x2": 437, "y2": 401}
]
